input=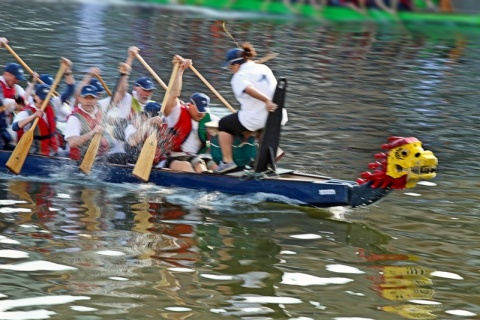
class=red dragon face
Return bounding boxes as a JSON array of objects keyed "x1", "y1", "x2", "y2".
[{"x1": 357, "y1": 136, "x2": 438, "y2": 189}]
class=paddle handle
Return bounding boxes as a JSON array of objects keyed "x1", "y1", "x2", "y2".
[
  {"x1": 256, "y1": 52, "x2": 279, "y2": 64},
  {"x1": 189, "y1": 65, "x2": 236, "y2": 113},
  {"x1": 135, "y1": 53, "x2": 168, "y2": 90},
  {"x1": 95, "y1": 74, "x2": 112, "y2": 97},
  {"x1": 3, "y1": 42, "x2": 35, "y2": 75},
  {"x1": 3, "y1": 42, "x2": 60, "y2": 96}
]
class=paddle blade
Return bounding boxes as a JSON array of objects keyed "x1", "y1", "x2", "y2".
[
  {"x1": 5, "y1": 130, "x2": 34, "y2": 175},
  {"x1": 132, "y1": 132, "x2": 158, "y2": 182},
  {"x1": 79, "y1": 133, "x2": 102, "y2": 174}
]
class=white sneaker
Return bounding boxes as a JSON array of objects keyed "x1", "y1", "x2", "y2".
[{"x1": 213, "y1": 161, "x2": 238, "y2": 174}]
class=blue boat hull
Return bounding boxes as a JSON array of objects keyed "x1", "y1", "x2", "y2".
[{"x1": 0, "y1": 150, "x2": 390, "y2": 208}]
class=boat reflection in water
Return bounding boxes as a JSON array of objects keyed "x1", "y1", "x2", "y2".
[{"x1": 0, "y1": 179, "x2": 462, "y2": 318}]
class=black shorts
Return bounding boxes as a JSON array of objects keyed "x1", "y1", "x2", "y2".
[{"x1": 218, "y1": 113, "x2": 248, "y2": 136}]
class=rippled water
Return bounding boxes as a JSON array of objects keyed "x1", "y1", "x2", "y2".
[{"x1": 0, "y1": 1, "x2": 479, "y2": 319}]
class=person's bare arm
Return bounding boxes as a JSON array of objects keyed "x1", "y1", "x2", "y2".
[
  {"x1": 113, "y1": 46, "x2": 138, "y2": 105},
  {"x1": 62, "y1": 58, "x2": 75, "y2": 86},
  {"x1": 112, "y1": 62, "x2": 131, "y2": 106},
  {"x1": 24, "y1": 73, "x2": 37, "y2": 101},
  {"x1": 67, "y1": 125, "x2": 104, "y2": 148},
  {"x1": 14, "y1": 110, "x2": 44, "y2": 129},
  {"x1": 163, "y1": 56, "x2": 190, "y2": 117}
]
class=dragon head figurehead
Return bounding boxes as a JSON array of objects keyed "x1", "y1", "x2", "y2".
[{"x1": 357, "y1": 136, "x2": 437, "y2": 189}]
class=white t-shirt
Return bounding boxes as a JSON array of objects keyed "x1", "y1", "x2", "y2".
[
  {"x1": 63, "y1": 105, "x2": 100, "y2": 140},
  {"x1": 231, "y1": 61, "x2": 277, "y2": 132},
  {"x1": 164, "y1": 101, "x2": 219, "y2": 154},
  {"x1": 64, "y1": 105, "x2": 123, "y2": 155}
]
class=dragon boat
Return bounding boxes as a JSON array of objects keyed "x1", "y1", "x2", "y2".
[
  {"x1": 0, "y1": 77, "x2": 437, "y2": 208},
  {"x1": 0, "y1": 135, "x2": 437, "y2": 208},
  {"x1": 134, "y1": 0, "x2": 480, "y2": 26}
]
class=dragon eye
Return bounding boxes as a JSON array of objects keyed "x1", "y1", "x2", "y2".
[{"x1": 394, "y1": 149, "x2": 409, "y2": 159}]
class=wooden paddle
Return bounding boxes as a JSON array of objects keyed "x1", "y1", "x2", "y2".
[
  {"x1": 189, "y1": 65, "x2": 236, "y2": 113},
  {"x1": 134, "y1": 53, "x2": 168, "y2": 90},
  {"x1": 2, "y1": 42, "x2": 60, "y2": 96},
  {"x1": 95, "y1": 74, "x2": 112, "y2": 97},
  {"x1": 6, "y1": 61, "x2": 68, "y2": 174},
  {"x1": 78, "y1": 131, "x2": 103, "y2": 174},
  {"x1": 256, "y1": 52, "x2": 279, "y2": 64},
  {"x1": 132, "y1": 62, "x2": 180, "y2": 182}
]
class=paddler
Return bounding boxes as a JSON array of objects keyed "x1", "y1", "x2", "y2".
[
  {"x1": 63, "y1": 85, "x2": 115, "y2": 161},
  {"x1": 161, "y1": 55, "x2": 219, "y2": 173},
  {"x1": 22, "y1": 58, "x2": 75, "y2": 123},
  {"x1": 99, "y1": 47, "x2": 158, "y2": 142},
  {"x1": 0, "y1": 37, "x2": 26, "y2": 150},
  {"x1": 12, "y1": 84, "x2": 58, "y2": 156}
]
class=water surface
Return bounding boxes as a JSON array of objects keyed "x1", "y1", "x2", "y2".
[{"x1": 0, "y1": 1, "x2": 479, "y2": 319}]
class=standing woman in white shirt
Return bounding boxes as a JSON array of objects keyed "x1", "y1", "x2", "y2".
[{"x1": 214, "y1": 42, "x2": 280, "y2": 174}]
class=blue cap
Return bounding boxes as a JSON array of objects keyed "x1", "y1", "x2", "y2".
[
  {"x1": 134, "y1": 77, "x2": 155, "y2": 90},
  {"x1": 35, "y1": 84, "x2": 51, "y2": 101},
  {"x1": 39, "y1": 74, "x2": 53, "y2": 86},
  {"x1": 222, "y1": 48, "x2": 245, "y2": 69},
  {"x1": 89, "y1": 78, "x2": 105, "y2": 94},
  {"x1": 143, "y1": 102, "x2": 161, "y2": 117},
  {"x1": 190, "y1": 92, "x2": 209, "y2": 113},
  {"x1": 4, "y1": 62, "x2": 26, "y2": 81},
  {"x1": 80, "y1": 85, "x2": 99, "y2": 98}
]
